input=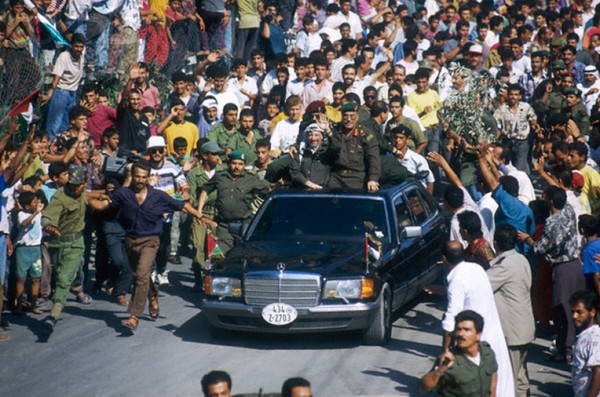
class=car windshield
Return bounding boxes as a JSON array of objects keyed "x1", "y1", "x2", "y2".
[{"x1": 249, "y1": 196, "x2": 390, "y2": 242}]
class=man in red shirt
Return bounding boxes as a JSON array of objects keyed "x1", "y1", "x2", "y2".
[{"x1": 80, "y1": 83, "x2": 117, "y2": 147}]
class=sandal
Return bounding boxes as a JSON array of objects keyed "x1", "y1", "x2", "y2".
[
  {"x1": 121, "y1": 316, "x2": 138, "y2": 331},
  {"x1": 149, "y1": 296, "x2": 159, "y2": 320},
  {"x1": 75, "y1": 293, "x2": 93, "y2": 305}
]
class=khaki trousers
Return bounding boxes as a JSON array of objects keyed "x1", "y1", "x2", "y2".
[{"x1": 125, "y1": 236, "x2": 160, "y2": 317}]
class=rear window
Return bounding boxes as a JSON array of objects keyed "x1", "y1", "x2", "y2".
[{"x1": 249, "y1": 196, "x2": 390, "y2": 242}]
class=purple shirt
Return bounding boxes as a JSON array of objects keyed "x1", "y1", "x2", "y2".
[{"x1": 110, "y1": 186, "x2": 185, "y2": 237}]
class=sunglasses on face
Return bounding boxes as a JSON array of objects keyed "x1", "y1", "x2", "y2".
[
  {"x1": 365, "y1": 95, "x2": 377, "y2": 99},
  {"x1": 149, "y1": 148, "x2": 164, "y2": 154}
]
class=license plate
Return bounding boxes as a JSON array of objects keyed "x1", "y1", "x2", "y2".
[{"x1": 261, "y1": 303, "x2": 298, "y2": 326}]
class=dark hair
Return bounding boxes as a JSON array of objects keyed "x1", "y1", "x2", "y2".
[
  {"x1": 499, "y1": 175, "x2": 519, "y2": 197},
  {"x1": 132, "y1": 160, "x2": 151, "y2": 174},
  {"x1": 251, "y1": 49, "x2": 265, "y2": 58},
  {"x1": 48, "y1": 162, "x2": 69, "y2": 179},
  {"x1": 18, "y1": 191, "x2": 37, "y2": 208},
  {"x1": 403, "y1": 40, "x2": 418, "y2": 54},
  {"x1": 82, "y1": 83, "x2": 98, "y2": 95},
  {"x1": 256, "y1": 138, "x2": 271, "y2": 149},
  {"x1": 443, "y1": 242, "x2": 465, "y2": 265},
  {"x1": 544, "y1": 185, "x2": 567, "y2": 210},
  {"x1": 456, "y1": 19, "x2": 470, "y2": 31},
  {"x1": 344, "y1": 92, "x2": 361, "y2": 104},
  {"x1": 455, "y1": 310, "x2": 485, "y2": 333},
  {"x1": 141, "y1": 106, "x2": 156, "y2": 115},
  {"x1": 173, "y1": 137, "x2": 188, "y2": 149},
  {"x1": 170, "y1": 98, "x2": 185, "y2": 108},
  {"x1": 69, "y1": 105, "x2": 89, "y2": 121},
  {"x1": 71, "y1": 33, "x2": 85, "y2": 45},
  {"x1": 569, "y1": 141, "x2": 589, "y2": 160},
  {"x1": 562, "y1": 44, "x2": 577, "y2": 55},
  {"x1": 370, "y1": 101, "x2": 388, "y2": 118},
  {"x1": 569, "y1": 290, "x2": 599, "y2": 313},
  {"x1": 282, "y1": 378, "x2": 311, "y2": 397},
  {"x1": 341, "y1": 38, "x2": 358, "y2": 54},
  {"x1": 415, "y1": 68, "x2": 430, "y2": 81},
  {"x1": 342, "y1": 63, "x2": 357, "y2": 74},
  {"x1": 239, "y1": 108, "x2": 254, "y2": 119},
  {"x1": 223, "y1": 103, "x2": 239, "y2": 115},
  {"x1": 494, "y1": 223, "x2": 517, "y2": 252},
  {"x1": 553, "y1": 141, "x2": 569, "y2": 155},
  {"x1": 389, "y1": 95, "x2": 405, "y2": 107},
  {"x1": 444, "y1": 185, "x2": 465, "y2": 210},
  {"x1": 171, "y1": 71, "x2": 187, "y2": 83},
  {"x1": 201, "y1": 371, "x2": 232, "y2": 397},
  {"x1": 556, "y1": 170, "x2": 573, "y2": 188},
  {"x1": 457, "y1": 211, "x2": 483, "y2": 238},
  {"x1": 578, "y1": 215, "x2": 599, "y2": 237},
  {"x1": 103, "y1": 126, "x2": 120, "y2": 138}
]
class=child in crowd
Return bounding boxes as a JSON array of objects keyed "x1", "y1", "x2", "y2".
[
  {"x1": 13, "y1": 192, "x2": 44, "y2": 315},
  {"x1": 142, "y1": 106, "x2": 159, "y2": 136},
  {"x1": 258, "y1": 99, "x2": 281, "y2": 138}
]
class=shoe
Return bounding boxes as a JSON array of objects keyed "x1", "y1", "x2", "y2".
[
  {"x1": 168, "y1": 255, "x2": 182, "y2": 264},
  {"x1": 1, "y1": 319, "x2": 10, "y2": 329},
  {"x1": 121, "y1": 315, "x2": 138, "y2": 331},
  {"x1": 191, "y1": 281, "x2": 203, "y2": 293},
  {"x1": 11, "y1": 300, "x2": 23, "y2": 316},
  {"x1": 151, "y1": 270, "x2": 157, "y2": 284},
  {"x1": 75, "y1": 293, "x2": 93, "y2": 305},
  {"x1": 115, "y1": 294, "x2": 129, "y2": 307},
  {"x1": 42, "y1": 316, "x2": 57, "y2": 335},
  {"x1": 28, "y1": 306, "x2": 43, "y2": 315},
  {"x1": 149, "y1": 296, "x2": 159, "y2": 320},
  {"x1": 156, "y1": 272, "x2": 169, "y2": 286},
  {"x1": 35, "y1": 297, "x2": 49, "y2": 308},
  {"x1": 0, "y1": 332, "x2": 10, "y2": 342},
  {"x1": 105, "y1": 280, "x2": 116, "y2": 296}
]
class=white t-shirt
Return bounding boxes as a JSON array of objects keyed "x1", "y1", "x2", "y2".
[
  {"x1": 208, "y1": 88, "x2": 241, "y2": 120},
  {"x1": 16, "y1": 211, "x2": 43, "y2": 246},
  {"x1": 399, "y1": 149, "x2": 435, "y2": 187},
  {"x1": 54, "y1": 50, "x2": 85, "y2": 91},
  {"x1": 270, "y1": 118, "x2": 301, "y2": 153}
]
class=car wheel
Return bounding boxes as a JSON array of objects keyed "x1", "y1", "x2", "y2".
[{"x1": 363, "y1": 283, "x2": 392, "y2": 346}]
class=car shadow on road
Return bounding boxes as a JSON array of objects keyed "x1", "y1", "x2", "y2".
[
  {"x1": 168, "y1": 310, "x2": 364, "y2": 349},
  {"x1": 361, "y1": 366, "x2": 431, "y2": 396}
]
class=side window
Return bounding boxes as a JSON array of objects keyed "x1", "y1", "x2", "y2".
[
  {"x1": 394, "y1": 196, "x2": 413, "y2": 228},
  {"x1": 406, "y1": 190, "x2": 429, "y2": 225}
]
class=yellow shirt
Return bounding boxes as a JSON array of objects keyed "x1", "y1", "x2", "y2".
[
  {"x1": 580, "y1": 165, "x2": 600, "y2": 212},
  {"x1": 326, "y1": 106, "x2": 342, "y2": 123},
  {"x1": 164, "y1": 121, "x2": 199, "y2": 156},
  {"x1": 407, "y1": 89, "x2": 440, "y2": 128}
]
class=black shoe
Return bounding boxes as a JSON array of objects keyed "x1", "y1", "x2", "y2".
[
  {"x1": 42, "y1": 317, "x2": 57, "y2": 335},
  {"x1": 0, "y1": 319, "x2": 10, "y2": 329},
  {"x1": 191, "y1": 282, "x2": 203, "y2": 293}
]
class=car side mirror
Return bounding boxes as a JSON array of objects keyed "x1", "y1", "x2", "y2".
[{"x1": 402, "y1": 226, "x2": 422, "y2": 239}]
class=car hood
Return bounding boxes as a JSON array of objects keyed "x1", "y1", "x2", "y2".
[{"x1": 212, "y1": 240, "x2": 377, "y2": 276}]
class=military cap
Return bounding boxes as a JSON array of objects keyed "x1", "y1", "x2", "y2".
[
  {"x1": 341, "y1": 102, "x2": 360, "y2": 113},
  {"x1": 305, "y1": 100, "x2": 326, "y2": 115},
  {"x1": 390, "y1": 125, "x2": 412, "y2": 138},
  {"x1": 564, "y1": 87, "x2": 581, "y2": 97},
  {"x1": 68, "y1": 164, "x2": 87, "y2": 185},
  {"x1": 201, "y1": 141, "x2": 224, "y2": 154},
  {"x1": 419, "y1": 59, "x2": 434, "y2": 70},
  {"x1": 228, "y1": 149, "x2": 248, "y2": 162},
  {"x1": 550, "y1": 36, "x2": 566, "y2": 47},
  {"x1": 552, "y1": 59, "x2": 566, "y2": 70}
]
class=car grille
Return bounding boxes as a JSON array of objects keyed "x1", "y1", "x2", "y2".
[{"x1": 244, "y1": 273, "x2": 321, "y2": 307}]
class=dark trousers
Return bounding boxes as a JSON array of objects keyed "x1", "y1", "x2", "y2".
[
  {"x1": 552, "y1": 258, "x2": 586, "y2": 355},
  {"x1": 156, "y1": 222, "x2": 172, "y2": 275},
  {"x1": 104, "y1": 220, "x2": 133, "y2": 297},
  {"x1": 125, "y1": 236, "x2": 160, "y2": 317},
  {"x1": 509, "y1": 138, "x2": 531, "y2": 174},
  {"x1": 327, "y1": 171, "x2": 366, "y2": 190},
  {"x1": 85, "y1": 10, "x2": 111, "y2": 68},
  {"x1": 235, "y1": 27, "x2": 259, "y2": 60},
  {"x1": 200, "y1": 10, "x2": 225, "y2": 50}
]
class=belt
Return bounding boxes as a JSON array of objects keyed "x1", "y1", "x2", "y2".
[{"x1": 48, "y1": 232, "x2": 83, "y2": 243}]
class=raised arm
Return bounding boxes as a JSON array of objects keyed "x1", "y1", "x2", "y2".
[
  {"x1": 477, "y1": 148, "x2": 499, "y2": 192},
  {"x1": 427, "y1": 151, "x2": 463, "y2": 188}
]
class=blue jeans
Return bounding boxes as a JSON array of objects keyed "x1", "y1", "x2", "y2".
[
  {"x1": 95, "y1": 22, "x2": 111, "y2": 68},
  {"x1": 509, "y1": 138, "x2": 531, "y2": 174},
  {"x1": 0, "y1": 234, "x2": 7, "y2": 286},
  {"x1": 46, "y1": 88, "x2": 77, "y2": 139}
]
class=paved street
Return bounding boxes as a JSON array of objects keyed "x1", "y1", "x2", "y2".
[{"x1": 1, "y1": 258, "x2": 571, "y2": 397}]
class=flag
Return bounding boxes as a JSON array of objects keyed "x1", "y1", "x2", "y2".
[
  {"x1": 365, "y1": 233, "x2": 382, "y2": 265},
  {"x1": 7, "y1": 89, "x2": 41, "y2": 117},
  {"x1": 207, "y1": 229, "x2": 224, "y2": 260},
  {"x1": 37, "y1": 13, "x2": 71, "y2": 47}
]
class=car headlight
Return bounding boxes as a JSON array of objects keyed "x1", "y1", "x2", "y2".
[
  {"x1": 323, "y1": 279, "x2": 374, "y2": 300},
  {"x1": 206, "y1": 276, "x2": 242, "y2": 297}
]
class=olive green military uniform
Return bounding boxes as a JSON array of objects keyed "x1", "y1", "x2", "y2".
[
  {"x1": 545, "y1": 90, "x2": 566, "y2": 115},
  {"x1": 188, "y1": 164, "x2": 226, "y2": 277},
  {"x1": 569, "y1": 102, "x2": 590, "y2": 135},
  {"x1": 207, "y1": 122, "x2": 239, "y2": 160},
  {"x1": 202, "y1": 170, "x2": 271, "y2": 254},
  {"x1": 226, "y1": 130, "x2": 261, "y2": 165},
  {"x1": 436, "y1": 342, "x2": 498, "y2": 397},
  {"x1": 328, "y1": 124, "x2": 381, "y2": 189},
  {"x1": 383, "y1": 117, "x2": 428, "y2": 152},
  {"x1": 42, "y1": 187, "x2": 87, "y2": 320}
]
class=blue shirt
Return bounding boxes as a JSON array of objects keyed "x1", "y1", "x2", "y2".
[
  {"x1": 0, "y1": 174, "x2": 5, "y2": 223},
  {"x1": 492, "y1": 185, "x2": 535, "y2": 255},
  {"x1": 110, "y1": 186, "x2": 185, "y2": 237},
  {"x1": 583, "y1": 239, "x2": 600, "y2": 275}
]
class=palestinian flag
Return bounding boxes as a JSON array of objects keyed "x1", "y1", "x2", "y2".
[
  {"x1": 207, "y1": 229, "x2": 224, "y2": 260},
  {"x1": 365, "y1": 233, "x2": 382, "y2": 265}
]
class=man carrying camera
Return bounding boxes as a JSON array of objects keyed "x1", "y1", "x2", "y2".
[{"x1": 259, "y1": 3, "x2": 286, "y2": 59}]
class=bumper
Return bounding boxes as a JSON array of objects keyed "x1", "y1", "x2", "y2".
[{"x1": 201, "y1": 299, "x2": 379, "y2": 333}]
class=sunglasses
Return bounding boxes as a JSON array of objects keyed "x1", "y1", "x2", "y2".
[
  {"x1": 149, "y1": 148, "x2": 164, "y2": 154},
  {"x1": 365, "y1": 95, "x2": 377, "y2": 99}
]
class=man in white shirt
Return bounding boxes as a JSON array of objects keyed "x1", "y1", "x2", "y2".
[
  {"x1": 493, "y1": 146, "x2": 536, "y2": 205},
  {"x1": 390, "y1": 126, "x2": 434, "y2": 194},
  {"x1": 270, "y1": 95, "x2": 302, "y2": 156},
  {"x1": 440, "y1": 241, "x2": 516, "y2": 397},
  {"x1": 330, "y1": 38, "x2": 358, "y2": 82},
  {"x1": 337, "y1": 0, "x2": 362, "y2": 39},
  {"x1": 287, "y1": 58, "x2": 312, "y2": 98},
  {"x1": 202, "y1": 65, "x2": 241, "y2": 119}
]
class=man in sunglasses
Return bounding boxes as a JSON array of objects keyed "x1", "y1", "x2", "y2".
[{"x1": 146, "y1": 136, "x2": 191, "y2": 286}]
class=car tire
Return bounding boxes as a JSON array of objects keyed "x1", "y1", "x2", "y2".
[{"x1": 363, "y1": 283, "x2": 392, "y2": 346}]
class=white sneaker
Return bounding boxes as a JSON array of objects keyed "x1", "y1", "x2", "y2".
[
  {"x1": 156, "y1": 271, "x2": 170, "y2": 286},
  {"x1": 151, "y1": 271, "x2": 157, "y2": 284}
]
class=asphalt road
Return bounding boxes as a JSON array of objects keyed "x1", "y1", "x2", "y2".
[{"x1": 0, "y1": 258, "x2": 572, "y2": 397}]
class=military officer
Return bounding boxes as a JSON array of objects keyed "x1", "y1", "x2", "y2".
[
  {"x1": 328, "y1": 102, "x2": 381, "y2": 191},
  {"x1": 198, "y1": 150, "x2": 271, "y2": 254}
]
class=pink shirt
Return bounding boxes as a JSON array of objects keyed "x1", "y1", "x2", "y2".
[{"x1": 87, "y1": 105, "x2": 117, "y2": 147}]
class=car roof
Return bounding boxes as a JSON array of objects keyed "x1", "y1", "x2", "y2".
[{"x1": 268, "y1": 181, "x2": 417, "y2": 201}]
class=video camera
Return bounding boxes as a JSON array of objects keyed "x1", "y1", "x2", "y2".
[{"x1": 102, "y1": 149, "x2": 141, "y2": 180}]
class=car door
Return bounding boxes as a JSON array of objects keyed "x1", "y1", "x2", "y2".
[{"x1": 389, "y1": 190, "x2": 425, "y2": 309}]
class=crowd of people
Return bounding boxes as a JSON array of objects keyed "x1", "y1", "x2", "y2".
[{"x1": 1, "y1": 0, "x2": 600, "y2": 395}]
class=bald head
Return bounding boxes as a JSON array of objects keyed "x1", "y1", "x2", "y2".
[{"x1": 443, "y1": 241, "x2": 465, "y2": 266}]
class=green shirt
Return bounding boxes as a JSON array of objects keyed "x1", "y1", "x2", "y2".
[
  {"x1": 187, "y1": 164, "x2": 227, "y2": 214},
  {"x1": 208, "y1": 122, "x2": 239, "y2": 160},
  {"x1": 384, "y1": 117, "x2": 428, "y2": 151},
  {"x1": 437, "y1": 342, "x2": 498, "y2": 397},
  {"x1": 202, "y1": 170, "x2": 271, "y2": 222},
  {"x1": 42, "y1": 187, "x2": 87, "y2": 236},
  {"x1": 227, "y1": 130, "x2": 260, "y2": 165}
]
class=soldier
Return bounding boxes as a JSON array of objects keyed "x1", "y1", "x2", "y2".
[
  {"x1": 188, "y1": 141, "x2": 226, "y2": 291},
  {"x1": 328, "y1": 102, "x2": 381, "y2": 191},
  {"x1": 198, "y1": 150, "x2": 271, "y2": 254},
  {"x1": 42, "y1": 165, "x2": 93, "y2": 335}
]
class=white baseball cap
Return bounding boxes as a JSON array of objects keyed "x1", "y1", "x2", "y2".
[
  {"x1": 469, "y1": 44, "x2": 484, "y2": 55},
  {"x1": 147, "y1": 136, "x2": 167, "y2": 149}
]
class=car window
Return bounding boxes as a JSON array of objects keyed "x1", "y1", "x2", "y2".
[
  {"x1": 405, "y1": 189, "x2": 429, "y2": 225},
  {"x1": 394, "y1": 197, "x2": 413, "y2": 228}
]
